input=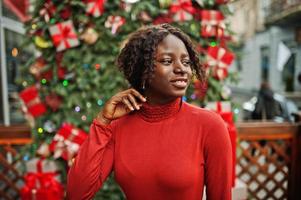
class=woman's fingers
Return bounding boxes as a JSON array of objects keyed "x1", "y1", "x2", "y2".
[
  {"x1": 127, "y1": 94, "x2": 140, "y2": 110},
  {"x1": 122, "y1": 97, "x2": 134, "y2": 111},
  {"x1": 130, "y1": 89, "x2": 147, "y2": 103}
]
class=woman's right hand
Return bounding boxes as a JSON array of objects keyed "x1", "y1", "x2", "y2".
[{"x1": 97, "y1": 89, "x2": 146, "y2": 125}]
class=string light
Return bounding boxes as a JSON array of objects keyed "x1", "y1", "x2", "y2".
[
  {"x1": 81, "y1": 115, "x2": 87, "y2": 121},
  {"x1": 12, "y1": 48, "x2": 18, "y2": 57},
  {"x1": 23, "y1": 155, "x2": 30, "y2": 161},
  {"x1": 75, "y1": 106, "x2": 81, "y2": 112},
  {"x1": 32, "y1": 23, "x2": 37, "y2": 30},
  {"x1": 38, "y1": 128, "x2": 43, "y2": 134},
  {"x1": 97, "y1": 99, "x2": 103, "y2": 106},
  {"x1": 22, "y1": 81, "x2": 28, "y2": 87},
  {"x1": 86, "y1": 102, "x2": 91, "y2": 108},
  {"x1": 95, "y1": 64, "x2": 101, "y2": 70},
  {"x1": 50, "y1": 18, "x2": 56, "y2": 24},
  {"x1": 182, "y1": 96, "x2": 187, "y2": 101},
  {"x1": 234, "y1": 108, "x2": 240, "y2": 114},
  {"x1": 63, "y1": 80, "x2": 68, "y2": 87},
  {"x1": 83, "y1": 63, "x2": 90, "y2": 69},
  {"x1": 210, "y1": 41, "x2": 217, "y2": 47},
  {"x1": 41, "y1": 79, "x2": 47, "y2": 84},
  {"x1": 190, "y1": 94, "x2": 196, "y2": 100}
]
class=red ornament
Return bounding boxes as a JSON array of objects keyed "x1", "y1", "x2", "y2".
[
  {"x1": 49, "y1": 20, "x2": 80, "y2": 52},
  {"x1": 169, "y1": 0, "x2": 196, "y2": 22},
  {"x1": 49, "y1": 123, "x2": 88, "y2": 164},
  {"x1": 45, "y1": 93, "x2": 62, "y2": 112},
  {"x1": 55, "y1": 53, "x2": 68, "y2": 79},
  {"x1": 60, "y1": 7, "x2": 72, "y2": 20},
  {"x1": 200, "y1": 10, "x2": 225, "y2": 38},
  {"x1": 19, "y1": 85, "x2": 47, "y2": 118},
  {"x1": 85, "y1": 0, "x2": 106, "y2": 17}
]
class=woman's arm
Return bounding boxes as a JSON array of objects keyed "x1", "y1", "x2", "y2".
[
  {"x1": 204, "y1": 113, "x2": 232, "y2": 200},
  {"x1": 67, "y1": 88, "x2": 145, "y2": 200},
  {"x1": 67, "y1": 119, "x2": 116, "y2": 200}
]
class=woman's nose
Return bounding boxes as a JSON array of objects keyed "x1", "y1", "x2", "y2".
[{"x1": 174, "y1": 61, "x2": 186, "y2": 73}]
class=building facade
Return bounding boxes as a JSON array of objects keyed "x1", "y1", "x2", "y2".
[{"x1": 229, "y1": 0, "x2": 301, "y2": 94}]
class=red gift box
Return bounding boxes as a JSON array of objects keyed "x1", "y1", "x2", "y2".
[
  {"x1": 49, "y1": 20, "x2": 79, "y2": 52},
  {"x1": 104, "y1": 15, "x2": 126, "y2": 34},
  {"x1": 19, "y1": 85, "x2": 47, "y2": 118},
  {"x1": 206, "y1": 46, "x2": 234, "y2": 80},
  {"x1": 206, "y1": 101, "x2": 237, "y2": 187},
  {"x1": 85, "y1": 0, "x2": 106, "y2": 17},
  {"x1": 200, "y1": 10, "x2": 225, "y2": 37},
  {"x1": 169, "y1": 0, "x2": 196, "y2": 22},
  {"x1": 21, "y1": 158, "x2": 64, "y2": 200},
  {"x1": 49, "y1": 123, "x2": 87, "y2": 163},
  {"x1": 212, "y1": 66, "x2": 228, "y2": 80}
]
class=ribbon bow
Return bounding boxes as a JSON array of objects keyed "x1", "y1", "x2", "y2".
[
  {"x1": 21, "y1": 158, "x2": 63, "y2": 200},
  {"x1": 170, "y1": 0, "x2": 196, "y2": 21},
  {"x1": 86, "y1": 0, "x2": 106, "y2": 17},
  {"x1": 52, "y1": 23, "x2": 77, "y2": 49}
]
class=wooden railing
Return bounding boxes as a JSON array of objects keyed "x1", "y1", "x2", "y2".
[
  {"x1": 0, "y1": 124, "x2": 31, "y2": 200},
  {"x1": 236, "y1": 122, "x2": 301, "y2": 200}
]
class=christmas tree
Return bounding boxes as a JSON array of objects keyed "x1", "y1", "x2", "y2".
[{"x1": 18, "y1": 0, "x2": 237, "y2": 199}]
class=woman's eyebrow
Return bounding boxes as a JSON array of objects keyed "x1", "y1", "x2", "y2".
[{"x1": 157, "y1": 52, "x2": 173, "y2": 56}]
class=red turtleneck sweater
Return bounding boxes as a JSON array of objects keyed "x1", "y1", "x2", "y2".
[{"x1": 67, "y1": 99, "x2": 232, "y2": 200}]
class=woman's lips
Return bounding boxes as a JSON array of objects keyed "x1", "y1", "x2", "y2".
[{"x1": 171, "y1": 80, "x2": 188, "y2": 88}]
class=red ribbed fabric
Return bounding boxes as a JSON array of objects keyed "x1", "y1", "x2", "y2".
[
  {"x1": 138, "y1": 98, "x2": 182, "y2": 122},
  {"x1": 67, "y1": 100, "x2": 232, "y2": 200}
]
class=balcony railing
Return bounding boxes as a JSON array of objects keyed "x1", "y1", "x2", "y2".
[{"x1": 265, "y1": 0, "x2": 301, "y2": 25}]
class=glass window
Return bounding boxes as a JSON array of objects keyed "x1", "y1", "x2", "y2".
[
  {"x1": 4, "y1": 28, "x2": 34, "y2": 124},
  {"x1": 0, "y1": 58, "x2": 3, "y2": 124},
  {"x1": 260, "y1": 46, "x2": 270, "y2": 82}
]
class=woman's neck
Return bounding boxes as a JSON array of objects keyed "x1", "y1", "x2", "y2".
[{"x1": 143, "y1": 92, "x2": 181, "y2": 106}]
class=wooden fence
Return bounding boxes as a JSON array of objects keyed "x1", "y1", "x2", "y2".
[
  {"x1": 0, "y1": 122, "x2": 300, "y2": 199},
  {"x1": 0, "y1": 125, "x2": 31, "y2": 200},
  {"x1": 236, "y1": 122, "x2": 301, "y2": 200}
]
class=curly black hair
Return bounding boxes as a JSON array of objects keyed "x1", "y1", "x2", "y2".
[{"x1": 116, "y1": 23, "x2": 205, "y2": 93}]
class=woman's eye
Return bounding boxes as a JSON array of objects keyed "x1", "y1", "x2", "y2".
[
  {"x1": 182, "y1": 60, "x2": 191, "y2": 66},
  {"x1": 160, "y1": 59, "x2": 172, "y2": 65}
]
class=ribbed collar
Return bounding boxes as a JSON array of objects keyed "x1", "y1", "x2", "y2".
[{"x1": 137, "y1": 98, "x2": 182, "y2": 122}]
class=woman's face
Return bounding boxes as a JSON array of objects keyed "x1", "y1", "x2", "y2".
[{"x1": 145, "y1": 34, "x2": 192, "y2": 104}]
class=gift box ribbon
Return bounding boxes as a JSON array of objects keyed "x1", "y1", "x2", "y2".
[
  {"x1": 86, "y1": 0, "x2": 105, "y2": 16},
  {"x1": 207, "y1": 46, "x2": 232, "y2": 69},
  {"x1": 201, "y1": 10, "x2": 225, "y2": 36},
  {"x1": 170, "y1": 0, "x2": 196, "y2": 21},
  {"x1": 52, "y1": 23, "x2": 77, "y2": 49},
  {"x1": 21, "y1": 158, "x2": 63, "y2": 200}
]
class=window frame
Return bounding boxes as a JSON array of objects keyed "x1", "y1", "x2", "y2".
[{"x1": 0, "y1": 0, "x2": 25, "y2": 126}]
